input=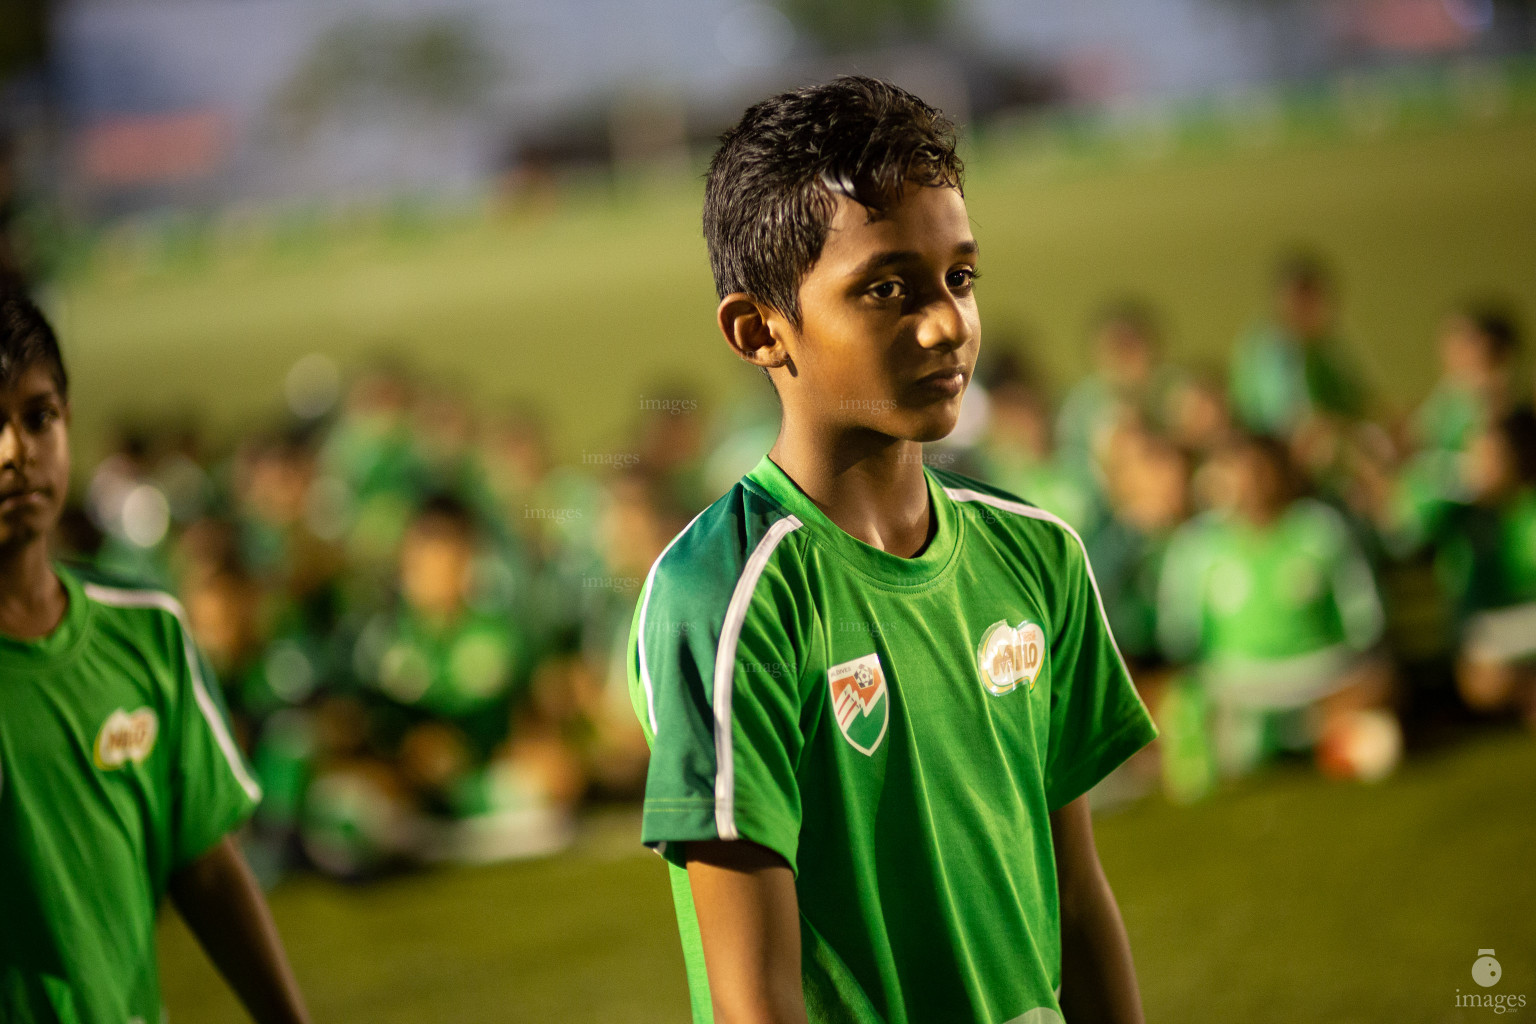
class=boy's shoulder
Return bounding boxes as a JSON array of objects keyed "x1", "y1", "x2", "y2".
[
  {"x1": 61, "y1": 562, "x2": 190, "y2": 655},
  {"x1": 636, "y1": 473, "x2": 808, "y2": 638},
  {"x1": 1282, "y1": 497, "x2": 1355, "y2": 550},
  {"x1": 68, "y1": 561, "x2": 182, "y2": 613}
]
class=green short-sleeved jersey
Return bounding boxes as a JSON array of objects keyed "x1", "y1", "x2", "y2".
[
  {"x1": 629, "y1": 456, "x2": 1157, "y2": 1024},
  {"x1": 354, "y1": 607, "x2": 527, "y2": 760},
  {"x1": 0, "y1": 566, "x2": 262, "y2": 1023},
  {"x1": 1156, "y1": 499, "x2": 1383, "y2": 665}
]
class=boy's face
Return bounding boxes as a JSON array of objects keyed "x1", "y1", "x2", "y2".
[
  {"x1": 399, "y1": 517, "x2": 474, "y2": 618},
  {"x1": 1439, "y1": 315, "x2": 1503, "y2": 387},
  {"x1": 0, "y1": 364, "x2": 70, "y2": 554},
  {"x1": 1278, "y1": 279, "x2": 1333, "y2": 341},
  {"x1": 1464, "y1": 429, "x2": 1513, "y2": 502},
  {"x1": 1096, "y1": 321, "x2": 1154, "y2": 389},
  {"x1": 1230, "y1": 444, "x2": 1285, "y2": 520},
  {"x1": 771, "y1": 184, "x2": 980, "y2": 444}
]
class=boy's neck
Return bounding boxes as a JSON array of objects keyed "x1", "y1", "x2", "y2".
[
  {"x1": 768, "y1": 429, "x2": 935, "y2": 559},
  {"x1": 0, "y1": 538, "x2": 67, "y2": 641}
]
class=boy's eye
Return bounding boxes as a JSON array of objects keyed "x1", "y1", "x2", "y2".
[
  {"x1": 868, "y1": 280, "x2": 904, "y2": 300},
  {"x1": 947, "y1": 268, "x2": 978, "y2": 290},
  {"x1": 25, "y1": 407, "x2": 59, "y2": 432}
]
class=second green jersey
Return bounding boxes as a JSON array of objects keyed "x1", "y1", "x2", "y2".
[
  {"x1": 629, "y1": 456, "x2": 1156, "y2": 1024},
  {"x1": 1156, "y1": 499, "x2": 1383, "y2": 665},
  {"x1": 0, "y1": 566, "x2": 261, "y2": 1023}
]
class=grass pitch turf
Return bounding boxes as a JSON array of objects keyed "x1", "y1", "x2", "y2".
[{"x1": 159, "y1": 727, "x2": 1536, "y2": 1022}]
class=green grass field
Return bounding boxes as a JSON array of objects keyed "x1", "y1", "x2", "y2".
[
  {"x1": 54, "y1": 110, "x2": 1536, "y2": 469},
  {"x1": 160, "y1": 728, "x2": 1536, "y2": 1023}
]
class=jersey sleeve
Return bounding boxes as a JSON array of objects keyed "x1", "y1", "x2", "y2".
[
  {"x1": 630, "y1": 518, "x2": 807, "y2": 873},
  {"x1": 163, "y1": 609, "x2": 263, "y2": 868},
  {"x1": 1043, "y1": 526, "x2": 1158, "y2": 812}
]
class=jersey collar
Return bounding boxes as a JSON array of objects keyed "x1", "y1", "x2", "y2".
[{"x1": 745, "y1": 454, "x2": 961, "y2": 587}]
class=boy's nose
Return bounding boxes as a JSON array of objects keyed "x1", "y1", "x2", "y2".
[
  {"x1": 916, "y1": 294, "x2": 972, "y2": 350},
  {"x1": 0, "y1": 423, "x2": 21, "y2": 469}
]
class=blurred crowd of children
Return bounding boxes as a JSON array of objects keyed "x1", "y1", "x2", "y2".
[{"x1": 55, "y1": 249, "x2": 1536, "y2": 876}]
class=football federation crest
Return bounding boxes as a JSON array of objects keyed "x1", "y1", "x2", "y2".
[
  {"x1": 94, "y1": 707, "x2": 159, "y2": 770},
  {"x1": 977, "y1": 619, "x2": 1047, "y2": 696},
  {"x1": 828, "y1": 653, "x2": 890, "y2": 756}
]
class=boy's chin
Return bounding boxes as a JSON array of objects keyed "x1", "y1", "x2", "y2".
[{"x1": 895, "y1": 409, "x2": 962, "y2": 445}]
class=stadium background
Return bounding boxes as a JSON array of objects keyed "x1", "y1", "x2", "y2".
[{"x1": 3, "y1": 1, "x2": 1536, "y2": 1020}]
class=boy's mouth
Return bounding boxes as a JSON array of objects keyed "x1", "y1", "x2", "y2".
[
  {"x1": 911, "y1": 366, "x2": 968, "y2": 399},
  {"x1": 0, "y1": 485, "x2": 47, "y2": 510}
]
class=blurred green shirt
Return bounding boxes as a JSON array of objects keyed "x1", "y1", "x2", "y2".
[
  {"x1": 1436, "y1": 488, "x2": 1536, "y2": 615},
  {"x1": 354, "y1": 605, "x2": 529, "y2": 760},
  {"x1": 0, "y1": 566, "x2": 261, "y2": 1023},
  {"x1": 1230, "y1": 324, "x2": 1366, "y2": 436},
  {"x1": 1157, "y1": 500, "x2": 1383, "y2": 664},
  {"x1": 630, "y1": 456, "x2": 1155, "y2": 1024}
]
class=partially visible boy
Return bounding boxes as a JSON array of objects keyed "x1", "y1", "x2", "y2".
[
  {"x1": 1412, "y1": 303, "x2": 1524, "y2": 457},
  {"x1": 0, "y1": 282, "x2": 310, "y2": 1022},
  {"x1": 1392, "y1": 304, "x2": 1528, "y2": 538},
  {"x1": 1441, "y1": 409, "x2": 1536, "y2": 726},
  {"x1": 975, "y1": 373, "x2": 1102, "y2": 536},
  {"x1": 1056, "y1": 297, "x2": 1181, "y2": 475},
  {"x1": 631, "y1": 78, "x2": 1156, "y2": 1024}
]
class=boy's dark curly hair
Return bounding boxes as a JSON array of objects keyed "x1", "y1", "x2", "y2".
[
  {"x1": 0, "y1": 275, "x2": 67, "y2": 400},
  {"x1": 703, "y1": 76, "x2": 963, "y2": 326}
]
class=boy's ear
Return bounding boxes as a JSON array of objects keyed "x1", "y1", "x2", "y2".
[{"x1": 718, "y1": 293, "x2": 791, "y2": 372}]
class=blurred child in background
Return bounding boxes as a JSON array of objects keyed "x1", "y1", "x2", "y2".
[
  {"x1": 1057, "y1": 297, "x2": 1181, "y2": 475},
  {"x1": 320, "y1": 357, "x2": 429, "y2": 589},
  {"x1": 975, "y1": 357, "x2": 1102, "y2": 535},
  {"x1": 1229, "y1": 253, "x2": 1369, "y2": 475},
  {"x1": 1441, "y1": 409, "x2": 1536, "y2": 727},
  {"x1": 303, "y1": 494, "x2": 564, "y2": 877},
  {"x1": 1157, "y1": 433, "x2": 1400, "y2": 795},
  {"x1": 1391, "y1": 304, "x2": 1528, "y2": 535},
  {"x1": 1413, "y1": 303, "x2": 1525, "y2": 457},
  {"x1": 1089, "y1": 423, "x2": 1194, "y2": 792},
  {"x1": 1092, "y1": 425, "x2": 1193, "y2": 678}
]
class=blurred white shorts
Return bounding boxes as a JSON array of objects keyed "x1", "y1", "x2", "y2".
[
  {"x1": 1464, "y1": 602, "x2": 1536, "y2": 664},
  {"x1": 1201, "y1": 645, "x2": 1362, "y2": 711}
]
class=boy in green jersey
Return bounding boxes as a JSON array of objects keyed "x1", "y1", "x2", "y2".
[
  {"x1": 628, "y1": 78, "x2": 1157, "y2": 1024},
  {"x1": 0, "y1": 283, "x2": 311, "y2": 1022},
  {"x1": 1156, "y1": 434, "x2": 1399, "y2": 784}
]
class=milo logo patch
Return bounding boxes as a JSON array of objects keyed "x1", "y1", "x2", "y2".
[{"x1": 94, "y1": 708, "x2": 159, "y2": 770}]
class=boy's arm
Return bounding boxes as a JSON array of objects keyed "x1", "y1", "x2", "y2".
[
  {"x1": 1050, "y1": 795, "x2": 1145, "y2": 1024},
  {"x1": 686, "y1": 839, "x2": 809, "y2": 1024},
  {"x1": 167, "y1": 835, "x2": 311, "y2": 1024}
]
